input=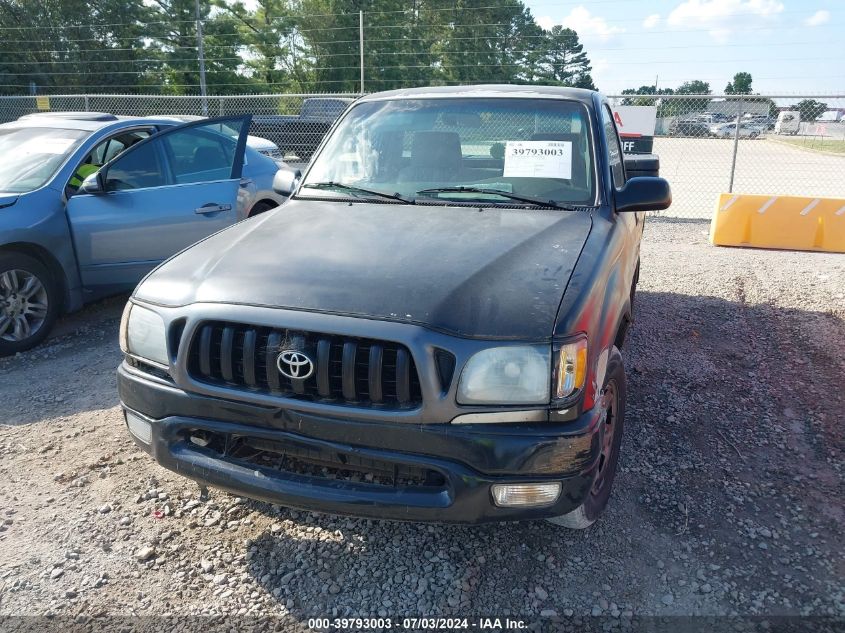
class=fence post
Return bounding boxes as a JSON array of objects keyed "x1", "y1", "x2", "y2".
[
  {"x1": 219, "y1": 97, "x2": 224, "y2": 116},
  {"x1": 728, "y1": 96, "x2": 743, "y2": 193},
  {"x1": 83, "y1": 95, "x2": 90, "y2": 111},
  {"x1": 195, "y1": 0, "x2": 209, "y2": 116},
  {"x1": 359, "y1": 11, "x2": 365, "y2": 95}
]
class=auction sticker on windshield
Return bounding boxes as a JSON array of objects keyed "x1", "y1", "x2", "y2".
[{"x1": 503, "y1": 140, "x2": 572, "y2": 179}]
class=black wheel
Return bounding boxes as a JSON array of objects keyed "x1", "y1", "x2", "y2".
[
  {"x1": 0, "y1": 252, "x2": 60, "y2": 356},
  {"x1": 547, "y1": 346, "x2": 626, "y2": 529},
  {"x1": 248, "y1": 201, "x2": 279, "y2": 218}
]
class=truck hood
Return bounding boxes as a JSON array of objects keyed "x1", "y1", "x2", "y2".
[
  {"x1": 136, "y1": 199, "x2": 592, "y2": 340},
  {"x1": 0, "y1": 193, "x2": 19, "y2": 209}
]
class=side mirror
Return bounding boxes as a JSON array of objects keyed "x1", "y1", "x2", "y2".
[
  {"x1": 615, "y1": 177, "x2": 672, "y2": 213},
  {"x1": 272, "y1": 168, "x2": 301, "y2": 196},
  {"x1": 80, "y1": 171, "x2": 105, "y2": 195}
]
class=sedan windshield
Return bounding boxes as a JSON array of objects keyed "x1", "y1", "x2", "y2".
[
  {"x1": 300, "y1": 98, "x2": 596, "y2": 206},
  {"x1": 0, "y1": 127, "x2": 88, "y2": 193}
]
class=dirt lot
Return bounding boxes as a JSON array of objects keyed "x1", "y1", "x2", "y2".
[{"x1": 0, "y1": 221, "x2": 843, "y2": 630}]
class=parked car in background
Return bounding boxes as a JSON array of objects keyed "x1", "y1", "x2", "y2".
[
  {"x1": 153, "y1": 114, "x2": 287, "y2": 163},
  {"x1": 709, "y1": 122, "x2": 760, "y2": 139},
  {"x1": 0, "y1": 113, "x2": 286, "y2": 355},
  {"x1": 118, "y1": 85, "x2": 672, "y2": 529},
  {"x1": 774, "y1": 111, "x2": 800, "y2": 135},
  {"x1": 815, "y1": 110, "x2": 843, "y2": 123},
  {"x1": 692, "y1": 112, "x2": 729, "y2": 125},
  {"x1": 672, "y1": 119, "x2": 710, "y2": 137},
  {"x1": 743, "y1": 114, "x2": 774, "y2": 130},
  {"x1": 245, "y1": 135, "x2": 286, "y2": 161},
  {"x1": 249, "y1": 97, "x2": 355, "y2": 162}
]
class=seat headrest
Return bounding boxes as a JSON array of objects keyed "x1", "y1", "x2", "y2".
[{"x1": 410, "y1": 131, "x2": 462, "y2": 169}]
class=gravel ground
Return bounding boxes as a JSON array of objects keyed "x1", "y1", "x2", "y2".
[{"x1": 0, "y1": 220, "x2": 843, "y2": 630}]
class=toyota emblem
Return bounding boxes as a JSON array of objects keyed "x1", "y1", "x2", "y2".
[{"x1": 276, "y1": 350, "x2": 314, "y2": 380}]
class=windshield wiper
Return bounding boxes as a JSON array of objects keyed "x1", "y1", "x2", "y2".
[
  {"x1": 416, "y1": 186, "x2": 574, "y2": 210},
  {"x1": 303, "y1": 181, "x2": 412, "y2": 204}
]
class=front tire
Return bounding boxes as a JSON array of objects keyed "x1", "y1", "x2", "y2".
[
  {"x1": 547, "y1": 346, "x2": 626, "y2": 529},
  {"x1": 0, "y1": 252, "x2": 60, "y2": 356},
  {"x1": 248, "y1": 201, "x2": 277, "y2": 218}
]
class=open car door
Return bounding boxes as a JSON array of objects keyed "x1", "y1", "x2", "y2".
[{"x1": 66, "y1": 115, "x2": 251, "y2": 291}]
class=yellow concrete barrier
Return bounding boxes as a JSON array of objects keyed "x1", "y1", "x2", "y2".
[{"x1": 710, "y1": 193, "x2": 845, "y2": 253}]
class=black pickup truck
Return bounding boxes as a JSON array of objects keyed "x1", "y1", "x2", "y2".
[
  {"x1": 118, "y1": 85, "x2": 670, "y2": 528},
  {"x1": 249, "y1": 97, "x2": 354, "y2": 162}
]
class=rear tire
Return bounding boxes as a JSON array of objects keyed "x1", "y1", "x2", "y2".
[
  {"x1": 0, "y1": 252, "x2": 60, "y2": 356},
  {"x1": 547, "y1": 346, "x2": 626, "y2": 529}
]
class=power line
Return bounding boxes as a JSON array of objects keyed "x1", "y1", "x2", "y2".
[
  {"x1": 1, "y1": 17, "x2": 842, "y2": 43},
  {"x1": 1, "y1": 38, "x2": 839, "y2": 59},
  {"x1": 0, "y1": 4, "x2": 835, "y2": 30},
  {"x1": 5, "y1": 57, "x2": 835, "y2": 77}
]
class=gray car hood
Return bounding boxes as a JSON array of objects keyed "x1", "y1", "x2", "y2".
[{"x1": 136, "y1": 199, "x2": 593, "y2": 340}]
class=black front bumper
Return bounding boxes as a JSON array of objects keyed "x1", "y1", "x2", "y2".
[{"x1": 118, "y1": 364, "x2": 603, "y2": 524}]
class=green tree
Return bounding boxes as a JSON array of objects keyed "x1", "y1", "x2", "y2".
[
  {"x1": 724, "y1": 72, "x2": 752, "y2": 94},
  {"x1": 0, "y1": 0, "x2": 156, "y2": 95},
  {"x1": 795, "y1": 99, "x2": 827, "y2": 122},
  {"x1": 211, "y1": 0, "x2": 310, "y2": 92},
  {"x1": 145, "y1": 0, "x2": 254, "y2": 95},
  {"x1": 433, "y1": 0, "x2": 544, "y2": 86},
  {"x1": 676, "y1": 80, "x2": 710, "y2": 94},
  {"x1": 621, "y1": 85, "x2": 674, "y2": 106},
  {"x1": 532, "y1": 26, "x2": 594, "y2": 88}
]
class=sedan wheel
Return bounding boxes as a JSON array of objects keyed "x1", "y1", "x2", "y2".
[
  {"x1": 0, "y1": 253, "x2": 60, "y2": 356},
  {"x1": 0, "y1": 269, "x2": 49, "y2": 342}
]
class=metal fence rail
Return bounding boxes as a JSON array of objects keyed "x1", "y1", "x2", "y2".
[{"x1": 1, "y1": 92, "x2": 843, "y2": 218}]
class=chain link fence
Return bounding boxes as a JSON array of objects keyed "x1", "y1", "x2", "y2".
[
  {"x1": 607, "y1": 94, "x2": 845, "y2": 217},
  {"x1": 1, "y1": 92, "x2": 843, "y2": 218}
]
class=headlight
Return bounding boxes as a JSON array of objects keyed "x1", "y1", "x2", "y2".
[
  {"x1": 121, "y1": 303, "x2": 168, "y2": 367},
  {"x1": 457, "y1": 345, "x2": 550, "y2": 405},
  {"x1": 554, "y1": 335, "x2": 588, "y2": 401}
]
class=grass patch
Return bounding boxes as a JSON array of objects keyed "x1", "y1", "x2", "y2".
[{"x1": 773, "y1": 138, "x2": 845, "y2": 154}]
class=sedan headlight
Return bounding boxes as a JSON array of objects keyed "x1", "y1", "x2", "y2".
[
  {"x1": 457, "y1": 345, "x2": 551, "y2": 405},
  {"x1": 120, "y1": 303, "x2": 168, "y2": 367}
]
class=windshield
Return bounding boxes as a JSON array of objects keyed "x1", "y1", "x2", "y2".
[
  {"x1": 0, "y1": 127, "x2": 88, "y2": 193},
  {"x1": 300, "y1": 98, "x2": 595, "y2": 206}
]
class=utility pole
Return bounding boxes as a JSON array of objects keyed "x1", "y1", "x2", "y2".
[
  {"x1": 359, "y1": 11, "x2": 365, "y2": 95},
  {"x1": 195, "y1": 0, "x2": 208, "y2": 116}
]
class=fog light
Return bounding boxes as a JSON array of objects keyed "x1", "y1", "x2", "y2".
[
  {"x1": 491, "y1": 482, "x2": 561, "y2": 507},
  {"x1": 126, "y1": 411, "x2": 152, "y2": 445}
]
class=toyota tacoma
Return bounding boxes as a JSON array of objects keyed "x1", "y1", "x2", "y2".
[{"x1": 118, "y1": 85, "x2": 670, "y2": 527}]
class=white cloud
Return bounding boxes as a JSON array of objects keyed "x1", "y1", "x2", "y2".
[
  {"x1": 804, "y1": 9, "x2": 830, "y2": 26},
  {"x1": 643, "y1": 14, "x2": 661, "y2": 29},
  {"x1": 539, "y1": 6, "x2": 624, "y2": 41},
  {"x1": 667, "y1": 0, "x2": 784, "y2": 40}
]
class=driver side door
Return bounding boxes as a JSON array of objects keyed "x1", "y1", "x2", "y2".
[{"x1": 66, "y1": 116, "x2": 251, "y2": 290}]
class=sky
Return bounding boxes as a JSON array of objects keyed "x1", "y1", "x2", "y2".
[{"x1": 521, "y1": 0, "x2": 845, "y2": 95}]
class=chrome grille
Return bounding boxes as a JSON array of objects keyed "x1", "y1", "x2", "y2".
[{"x1": 187, "y1": 321, "x2": 422, "y2": 408}]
